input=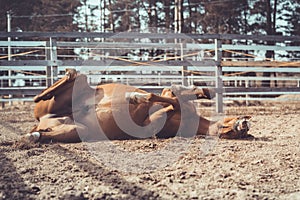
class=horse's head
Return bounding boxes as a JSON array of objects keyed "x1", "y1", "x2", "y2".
[
  {"x1": 162, "y1": 85, "x2": 212, "y2": 100},
  {"x1": 218, "y1": 116, "x2": 252, "y2": 139},
  {"x1": 33, "y1": 69, "x2": 88, "y2": 103}
]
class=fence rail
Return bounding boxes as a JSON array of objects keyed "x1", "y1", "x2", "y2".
[
  {"x1": 1, "y1": 32, "x2": 300, "y2": 112},
  {"x1": 1, "y1": 31, "x2": 300, "y2": 41}
]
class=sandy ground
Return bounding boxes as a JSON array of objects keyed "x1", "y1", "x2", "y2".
[{"x1": 0, "y1": 101, "x2": 299, "y2": 200}]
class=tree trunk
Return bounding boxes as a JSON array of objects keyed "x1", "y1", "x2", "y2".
[
  {"x1": 108, "y1": 0, "x2": 114, "y2": 32},
  {"x1": 164, "y1": 0, "x2": 171, "y2": 30},
  {"x1": 262, "y1": 0, "x2": 276, "y2": 87}
]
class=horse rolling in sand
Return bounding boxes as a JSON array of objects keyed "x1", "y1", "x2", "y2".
[{"x1": 24, "y1": 69, "x2": 252, "y2": 143}]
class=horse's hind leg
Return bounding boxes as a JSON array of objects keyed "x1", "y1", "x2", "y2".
[
  {"x1": 24, "y1": 125, "x2": 82, "y2": 143},
  {"x1": 25, "y1": 117, "x2": 88, "y2": 143},
  {"x1": 38, "y1": 123, "x2": 87, "y2": 143}
]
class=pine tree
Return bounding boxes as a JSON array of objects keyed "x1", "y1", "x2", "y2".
[
  {"x1": 0, "y1": 0, "x2": 81, "y2": 32},
  {"x1": 0, "y1": 0, "x2": 36, "y2": 31},
  {"x1": 250, "y1": 0, "x2": 280, "y2": 87},
  {"x1": 30, "y1": 0, "x2": 81, "y2": 32},
  {"x1": 107, "y1": 0, "x2": 143, "y2": 32},
  {"x1": 196, "y1": 0, "x2": 249, "y2": 34},
  {"x1": 282, "y1": 0, "x2": 300, "y2": 58}
]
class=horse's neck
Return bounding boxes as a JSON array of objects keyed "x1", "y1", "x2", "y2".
[
  {"x1": 208, "y1": 117, "x2": 232, "y2": 136},
  {"x1": 197, "y1": 116, "x2": 212, "y2": 135},
  {"x1": 202, "y1": 117, "x2": 222, "y2": 136}
]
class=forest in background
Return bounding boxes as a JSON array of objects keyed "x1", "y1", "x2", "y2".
[
  {"x1": 0, "y1": 0, "x2": 299, "y2": 36},
  {"x1": 0, "y1": 0, "x2": 299, "y2": 88}
]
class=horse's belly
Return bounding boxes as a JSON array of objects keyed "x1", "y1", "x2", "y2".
[{"x1": 95, "y1": 106, "x2": 141, "y2": 140}]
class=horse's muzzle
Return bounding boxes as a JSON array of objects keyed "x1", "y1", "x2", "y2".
[{"x1": 234, "y1": 118, "x2": 251, "y2": 135}]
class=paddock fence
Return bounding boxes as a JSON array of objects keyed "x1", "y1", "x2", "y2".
[{"x1": 0, "y1": 32, "x2": 300, "y2": 112}]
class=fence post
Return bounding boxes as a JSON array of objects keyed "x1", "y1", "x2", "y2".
[
  {"x1": 46, "y1": 40, "x2": 51, "y2": 87},
  {"x1": 45, "y1": 38, "x2": 58, "y2": 87},
  {"x1": 180, "y1": 43, "x2": 188, "y2": 86},
  {"x1": 181, "y1": 66, "x2": 188, "y2": 86},
  {"x1": 245, "y1": 80, "x2": 249, "y2": 106},
  {"x1": 215, "y1": 39, "x2": 223, "y2": 113},
  {"x1": 7, "y1": 11, "x2": 12, "y2": 106},
  {"x1": 51, "y1": 38, "x2": 58, "y2": 84}
]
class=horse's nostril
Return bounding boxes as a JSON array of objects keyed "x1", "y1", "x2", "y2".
[
  {"x1": 235, "y1": 120, "x2": 250, "y2": 133},
  {"x1": 242, "y1": 121, "x2": 247, "y2": 127},
  {"x1": 241, "y1": 121, "x2": 250, "y2": 130}
]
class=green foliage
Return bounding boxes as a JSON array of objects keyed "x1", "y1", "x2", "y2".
[
  {"x1": 0, "y1": 0, "x2": 81, "y2": 32},
  {"x1": 0, "y1": 0, "x2": 299, "y2": 36},
  {"x1": 30, "y1": 0, "x2": 81, "y2": 32},
  {"x1": 0, "y1": 0, "x2": 35, "y2": 31},
  {"x1": 196, "y1": 0, "x2": 249, "y2": 34}
]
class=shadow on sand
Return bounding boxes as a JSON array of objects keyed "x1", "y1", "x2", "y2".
[{"x1": 52, "y1": 144, "x2": 159, "y2": 199}]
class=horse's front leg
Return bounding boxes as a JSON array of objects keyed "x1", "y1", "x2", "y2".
[
  {"x1": 141, "y1": 104, "x2": 176, "y2": 138},
  {"x1": 126, "y1": 92, "x2": 179, "y2": 109}
]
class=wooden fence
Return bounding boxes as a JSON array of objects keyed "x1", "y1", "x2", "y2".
[{"x1": 0, "y1": 32, "x2": 300, "y2": 112}]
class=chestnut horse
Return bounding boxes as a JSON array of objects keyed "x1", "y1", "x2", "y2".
[{"x1": 24, "y1": 69, "x2": 251, "y2": 143}]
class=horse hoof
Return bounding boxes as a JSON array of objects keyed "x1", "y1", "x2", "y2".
[
  {"x1": 24, "y1": 132, "x2": 41, "y2": 143},
  {"x1": 126, "y1": 92, "x2": 150, "y2": 104}
]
